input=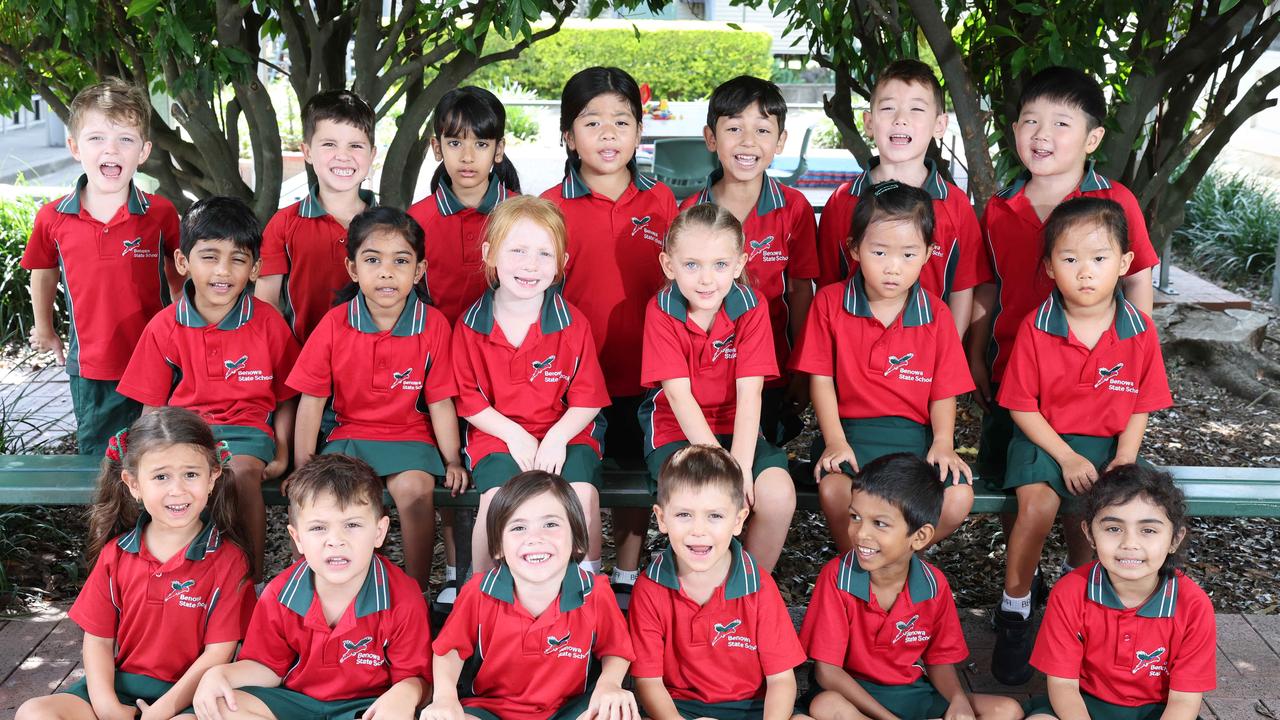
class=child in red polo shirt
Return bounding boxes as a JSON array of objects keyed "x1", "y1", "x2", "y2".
[
  {"x1": 792, "y1": 182, "x2": 974, "y2": 554},
  {"x1": 191, "y1": 454, "x2": 432, "y2": 720},
  {"x1": 22, "y1": 79, "x2": 181, "y2": 456},
  {"x1": 630, "y1": 445, "x2": 806, "y2": 720},
  {"x1": 16, "y1": 408, "x2": 254, "y2": 720},
  {"x1": 541, "y1": 66, "x2": 680, "y2": 603},
  {"x1": 992, "y1": 198, "x2": 1172, "y2": 685},
  {"x1": 256, "y1": 90, "x2": 377, "y2": 343},
  {"x1": 453, "y1": 196, "x2": 610, "y2": 577},
  {"x1": 288, "y1": 207, "x2": 466, "y2": 592},
  {"x1": 800, "y1": 454, "x2": 1024, "y2": 720},
  {"x1": 816, "y1": 60, "x2": 984, "y2": 339},
  {"x1": 641, "y1": 203, "x2": 795, "y2": 573},
  {"x1": 424, "y1": 471, "x2": 637, "y2": 720},
  {"x1": 119, "y1": 196, "x2": 300, "y2": 582},
  {"x1": 1028, "y1": 464, "x2": 1215, "y2": 720},
  {"x1": 680, "y1": 76, "x2": 818, "y2": 446}
]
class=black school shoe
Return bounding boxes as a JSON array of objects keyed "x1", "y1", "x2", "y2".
[
  {"x1": 990, "y1": 568, "x2": 1048, "y2": 630},
  {"x1": 991, "y1": 607, "x2": 1036, "y2": 685},
  {"x1": 612, "y1": 579, "x2": 634, "y2": 613}
]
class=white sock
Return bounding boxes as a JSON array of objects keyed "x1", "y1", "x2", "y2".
[
  {"x1": 436, "y1": 586, "x2": 458, "y2": 604},
  {"x1": 444, "y1": 565, "x2": 457, "y2": 582},
  {"x1": 611, "y1": 568, "x2": 639, "y2": 585},
  {"x1": 1001, "y1": 591, "x2": 1032, "y2": 619},
  {"x1": 580, "y1": 559, "x2": 601, "y2": 574}
]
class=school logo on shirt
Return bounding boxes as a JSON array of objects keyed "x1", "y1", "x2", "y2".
[
  {"x1": 543, "y1": 631, "x2": 589, "y2": 660},
  {"x1": 710, "y1": 618, "x2": 747, "y2": 647},
  {"x1": 884, "y1": 353, "x2": 914, "y2": 377},
  {"x1": 931, "y1": 243, "x2": 945, "y2": 258},
  {"x1": 340, "y1": 635, "x2": 385, "y2": 666},
  {"x1": 120, "y1": 236, "x2": 157, "y2": 259},
  {"x1": 389, "y1": 367, "x2": 422, "y2": 391},
  {"x1": 530, "y1": 354, "x2": 562, "y2": 383},
  {"x1": 164, "y1": 579, "x2": 207, "y2": 609},
  {"x1": 222, "y1": 354, "x2": 272, "y2": 383},
  {"x1": 165, "y1": 579, "x2": 196, "y2": 602},
  {"x1": 224, "y1": 355, "x2": 248, "y2": 379},
  {"x1": 1132, "y1": 647, "x2": 1167, "y2": 675},
  {"x1": 893, "y1": 614, "x2": 930, "y2": 644},
  {"x1": 712, "y1": 333, "x2": 737, "y2": 362},
  {"x1": 1095, "y1": 362, "x2": 1136, "y2": 395},
  {"x1": 631, "y1": 215, "x2": 662, "y2": 246},
  {"x1": 747, "y1": 235, "x2": 787, "y2": 264}
]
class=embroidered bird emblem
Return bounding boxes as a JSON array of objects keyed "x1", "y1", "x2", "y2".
[
  {"x1": 390, "y1": 368, "x2": 413, "y2": 388},
  {"x1": 893, "y1": 614, "x2": 919, "y2": 643},
  {"x1": 544, "y1": 632, "x2": 572, "y2": 654},
  {"x1": 711, "y1": 333, "x2": 736, "y2": 362},
  {"x1": 341, "y1": 636, "x2": 374, "y2": 663},
  {"x1": 1132, "y1": 647, "x2": 1166, "y2": 674},
  {"x1": 1095, "y1": 362, "x2": 1125, "y2": 388},
  {"x1": 165, "y1": 579, "x2": 195, "y2": 602},
  {"x1": 631, "y1": 215, "x2": 652, "y2": 236},
  {"x1": 884, "y1": 353, "x2": 915, "y2": 377},
  {"x1": 711, "y1": 619, "x2": 742, "y2": 646},
  {"x1": 121, "y1": 237, "x2": 143, "y2": 255},
  {"x1": 223, "y1": 355, "x2": 248, "y2": 379},
  {"x1": 529, "y1": 354, "x2": 557, "y2": 381},
  {"x1": 748, "y1": 236, "x2": 774, "y2": 259}
]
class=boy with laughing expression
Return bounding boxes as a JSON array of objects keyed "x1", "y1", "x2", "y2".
[
  {"x1": 630, "y1": 445, "x2": 807, "y2": 720},
  {"x1": 190, "y1": 454, "x2": 431, "y2": 720}
]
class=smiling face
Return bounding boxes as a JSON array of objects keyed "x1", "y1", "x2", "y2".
[
  {"x1": 498, "y1": 490, "x2": 574, "y2": 587},
  {"x1": 1045, "y1": 221, "x2": 1132, "y2": 310},
  {"x1": 705, "y1": 101, "x2": 785, "y2": 184},
  {"x1": 1014, "y1": 97, "x2": 1105, "y2": 181},
  {"x1": 346, "y1": 229, "x2": 426, "y2": 314},
  {"x1": 122, "y1": 443, "x2": 218, "y2": 536},
  {"x1": 302, "y1": 119, "x2": 376, "y2": 194},
  {"x1": 68, "y1": 109, "x2": 152, "y2": 197},
  {"x1": 287, "y1": 491, "x2": 390, "y2": 590},
  {"x1": 863, "y1": 79, "x2": 947, "y2": 166},
  {"x1": 176, "y1": 239, "x2": 260, "y2": 318},
  {"x1": 847, "y1": 489, "x2": 932, "y2": 573},
  {"x1": 655, "y1": 484, "x2": 748, "y2": 578},
  {"x1": 1087, "y1": 494, "x2": 1184, "y2": 587},
  {"x1": 661, "y1": 226, "x2": 747, "y2": 319},
  {"x1": 485, "y1": 217, "x2": 562, "y2": 301},
  {"x1": 565, "y1": 93, "x2": 640, "y2": 180},
  {"x1": 433, "y1": 130, "x2": 504, "y2": 197},
  {"x1": 853, "y1": 218, "x2": 931, "y2": 303}
]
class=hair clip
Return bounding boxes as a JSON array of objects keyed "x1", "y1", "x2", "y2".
[
  {"x1": 873, "y1": 180, "x2": 903, "y2": 196},
  {"x1": 105, "y1": 429, "x2": 128, "y2": 463},
  {"x1": 215, "y1": 440, "x2": 233, "y2": 468}
]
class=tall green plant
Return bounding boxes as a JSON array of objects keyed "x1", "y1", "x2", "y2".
[
  {"x1": 0, "y1": 193, "x2": 45, "y2": 340},
  {"x1": 1172, "y1": 172, "x2": 1280, "y2": 287}
]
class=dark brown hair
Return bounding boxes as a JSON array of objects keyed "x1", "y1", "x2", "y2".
[
  {"x1": 286, "y1": 453, "x2": 385, "y2": 524},
  {"x1": 1040, "y1": 196, "x2": 1129, "y2": 260},
  {"x1": 68, "y1": 77, "x2": 151, "y2": 139},
  {"x1": 657, "y1": 444, "x2": 744, "y2": 509},
  {"x1": 1084, "y1": 464, "x2": 1187, "y2": 578},
  {"x1": 485, "y1": 471, "x2": 589, "y2": 564},
  {"x1": 872, "y1": 59, "x2": 945, "y2": 113},
  {"x1": 87, "y1": 408, "x2": 249, "y2": 575},
  {"x1": 303, "y1": 89, "x2": 375, "y2": 144},
  {"x1": 848, "y1": 180, "x2": 935, "y2": 253}
]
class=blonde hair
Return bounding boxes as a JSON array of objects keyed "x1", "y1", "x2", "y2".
[
  {"x1": 663, "y1": 203, "x2": 750, "y2": 287},
  {"x1": 482, "y1": 195, "x2": 569, "y2": 287},
  {"x1": 69, "y1": 78, "x2": 151, "y2": 139}
]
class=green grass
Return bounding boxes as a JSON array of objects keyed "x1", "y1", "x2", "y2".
[{"x1": 1172, "y1": 171, "x2": 1280, "y2": 290}]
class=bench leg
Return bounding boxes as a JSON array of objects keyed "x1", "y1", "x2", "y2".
[{"x1": 453, "y1": 508, "x2": 474, "y2": 585}]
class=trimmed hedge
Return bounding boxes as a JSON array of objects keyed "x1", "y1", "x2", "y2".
[{"x1": 471, "y1": 23, "x2": 774, "y2": 101}]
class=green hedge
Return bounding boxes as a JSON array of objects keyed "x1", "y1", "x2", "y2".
[
  {"x1": 0, "y1": 194, "x2": 43, "y2": 340},
  {"x1": 471, "y1": 24, "x2": 774, "y2": 101}
]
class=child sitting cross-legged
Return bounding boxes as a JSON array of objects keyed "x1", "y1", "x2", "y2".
[{"x1": 629, "y1": 444, "x2": 807, "y2": 720}]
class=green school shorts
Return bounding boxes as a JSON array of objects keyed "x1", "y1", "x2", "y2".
[
  {"x1": 673, "y1": 698, "x2": 767, "y2": 720},
  {"x1": 321, "y1": 438, "x2": 446, "y2": 478},
  {"x1": 212, "y1": 423, "x2": 276, "y2": 464},
  {"x1": 977, "y1": 384, "x2": 1014, "y2": 493},
  {"x1": 69, "y1": 375, "x2": 142, "y2": 456},
  {"x1": 60, "y1": 670, "x2": 173, "y2": 707},
  {"x1": 798, "y1": 676, "x2": 950, "y2": 720},
  {"x1": 241, "y1": 686, "x2": 377, "y2": 720},
  {"x1": 1024, "y1": 692, "x2": 1167, "y2": 720},
  {"x1": 471, "y1": 444, "x2": 603, "y2": 494},
  {"x1": 811, "y1": 416, "x2": 970, "y2": 485},
  {"x1": 1004, "y1": 429, "x2": 1118, "y2": 505},
  {"x1": 462, "y1": 692, "x2": 592, "y2": 720},
  {"x1": 645, "y1": 435, "x2": 788, "y2": 494}
]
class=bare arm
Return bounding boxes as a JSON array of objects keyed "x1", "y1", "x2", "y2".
[
  {"x1": 927, "y1": 397, "x2": 972, "y2": 483},
  {"x1": 1108, "y1": 413, "x2": 1149, "y2": 469},
  {"x1": 29, "y1": 267, "x2": 65, "y2": 363},
  {"x1": 762, "y1": 669, "x2": 799, "y2": 720},
  {"x1": 1122, "y1": 269, "x2": 1153, "y2": 316},
  {"x1": 1045, "y1": 675, "x2": 1089, "y2": 720},
  {"x1": 661, "y1": 378, "x2": 719, "y2": 446},
  {"x1": 966, "y1": 283, "x2": 996, "y2": 408},
  {"x1": 946, "y1": 288, "x2": 974, "y2": 340},
  {"x1": 1159, "y1": 690, "x2": 1204, "y2": 720},
  {"x1": 82, "y1": 632, "x2": 133, "y2": 720},
  {"x1": 811, "y1": 374, "x2": 857, "y2": 478},
  {"x1": 267, "y1": 398, "x2": 297, "y2": 480},
  {"x1": 293, "y1": 393, "x2": 327, "y2": 468},
  {"x1": 192, "y1": 659, "x2": 283, "y2": 720},
  {"x1": 427, "y1": 398, "x2": 469, "y2": 494},
  {"x1": 144, "y1": 640, "x2": 238, "y2": 718},
  {"x1": 731, "y1": 376, "x2": 766, "y2": 502},
  {"x1": 633, "y1": 676, "x2": 682, "y2": 720},
  {"x1": 925, "y1": 663, "x2": 974, "y2": 720},
  {"x1": 254, "y1": 275, "x2": 284, "y2": 312}
]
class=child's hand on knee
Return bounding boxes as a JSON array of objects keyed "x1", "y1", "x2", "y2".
[
  {"x1": 584, "y1": 680, "x2": 638, "y2": 720},
  {"x1": 927, "y1": 444, "x2": 973, "y2": 485},
  {"x1": 419, "y1": 699, "x2": 466, "y2": 720},
  {"x1": 1060, "y1": 453, "x2": 1098, "y2": 495},
  {"x1": 443, "y1": 461, "x2": 469, "y2": 495},
  {"x1": 816, "y1": 442, "x2": 858, "y2": 481},
  {"x1": 192, "y1": 665, "x2": 237, "y2": 720},
  {"x1": 944, "y1": 696, "x2": 976, "y2": 720}
]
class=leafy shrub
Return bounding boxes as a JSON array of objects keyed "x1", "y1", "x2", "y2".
[
  {"x1": 0, "y1": 192, "x2": 46, "y2": 339},
  {"x1": 470, "y1": 21, "x2": 774, "y2": 100},
  {"x1": 1172, "y1": 171, "x2": 1280, "y2": 287},
  {"x1": 486, "y1": 80, "x2": 542, "y2": 143}
]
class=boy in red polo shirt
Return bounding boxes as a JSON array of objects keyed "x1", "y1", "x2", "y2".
[
  {"x1": 630, "y1": 445, "x2": 806, "y2": 720},
  {"x1": 119, "y1": 196, "x2": 300, "y2": 582},
  {"x1": 680, "y1": 76, "x2": 818, "y2": 446},
  {"x1": 191, "y1": 454, "x2": 432, "y2": 720},
  {"x1": 22, "y1": 79, "x2": 181, "y2": 456},
  {"x1": 800, "y1": 454, "x2": 1023, "y2": 720},
  {"x1": 815, "y1": 60, "x2": 984, "y2": 339},
  {"x1": 991, "y1": 197, "x2": 1172, "y2": 685},
  {"x1": 256, "y1": 90, "x2": 377, "y2": 343}
]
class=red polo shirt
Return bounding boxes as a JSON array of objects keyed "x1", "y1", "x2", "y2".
[
  {"x1": 542, "y1": 163, "x2": 678, "y2": 397},
  {"x1": 1031, "y1": 563, "x2": 1216, "y2": 706},
  {"x1": 790, "y1": 275, "x2": 973, "y2": 424},
  {"x1": 433, "y1": 565, "x2": 635, "y2": 719},
  {"x1": 20, "y1": 176, "x2": 180, "y2": 380},
  {"x1": 260, "y1": 186, "x2": 375, "y2": 343},
  {"x1": 287, "y1": 295, "x2": 456, "y2": 445},
  {"x1": 629, "y1": 539, "x2": 806, "y2": 703},
  {"x1": 981, "y1": 162, "x2": 1158, "y2": 382},
  {"x1": 119, "y1": 283, "x2": 300, "y2": 436},
  {"x1": 241, "y1": 555, "x2": 432, "y2": 701},
  {"x1": 452, "y1": 288, "x2": 610, "y2": 467},
  {"x1": 997, "y1": 290, "x2": 1172, "y2": 437},
  {"x1": 408, "y1": 176, "x2": 516, "y2": 325},
  {"x1": 815, "y1": 158, "x2": 985, "y2": 301},
  {"x1": 69, "y1": 515, "x2": 252, "y2": 682},
  {"x1": 639, "y1": 284, "x2": 778, "y2": 453},
  {"x1": 681, "y1": 172, "x2": 819, "y2": 377},
  {"x1": 800, "y1": 552, "x2": 968, "y2": 686}
]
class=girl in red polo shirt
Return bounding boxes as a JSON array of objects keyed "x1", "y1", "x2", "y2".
[
  {"x1": 640, "y1": 203, "x2": 795, "y2": 572},
  {"x1": 452, "y1": 196, "x2": 610, "y2": 576},
  {"x1": 16, "y1": 408, "x2": 254, "y2": 720},
  {"x1": 425, "y1": 471, "x2": 637, "y2": 720},
  {"x1": 1028, "y1": 465, "x2": 1215, "y2": 720},
  {"x1": 288, "y1": 207, "x2": 466, "y2": 594}
]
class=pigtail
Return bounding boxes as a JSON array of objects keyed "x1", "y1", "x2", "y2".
[
  {"x1": 85, "y1": 443, "x2": 142, "y2": 568},
  {"x1": 206, "y1": 460, "x2": 253, "y2": 585},
  {"x1": 492, "y1": 156, "x2": 522, "y2": 195},
  {"x1": 429, "y1": 164, "x2": 448, "y2": 194}
]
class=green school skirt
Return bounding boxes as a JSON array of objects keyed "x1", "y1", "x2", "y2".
[
  {"x1": 1023, "y1": 691, "x2": 1167, "y2": 720},
  {"x1": 241, "y1": 686, "x2": 377, "y2": 720},
  {"x1": 61, "y1": 670, "x2": 173, "y2": 707},
  {"x1": 799, "y1": 676, "x2": 950, "y2": 720},
  {"x1": 646, "y1": 435, "x2": 788, "y2": 494},
  {"x1": 1004, "y1": 428, "x2": 1118, "y2": 506},
  {"x1": 471, "y1": 444, "x2": 603, "y2": 494},
  {"x1": 213, "y1": 423, "x2": 276, "y2": 464},
  {"x1": 321, "y1": 438, "x2": 446, "y2": 478},
  {"x1": 673, "y1": 698, "x2": 767, "y2": 720}
]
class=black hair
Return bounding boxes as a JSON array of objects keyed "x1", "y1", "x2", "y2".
[
  {"x1": 1084, "y1": 464, "x2": 1187, "y2": 579},
  {"x1": 706, "y1": 75, "x2": 788, "y2": 133},
  {"x1": 1017, "y1": 66, "x2": 1107, "y2": 131},
  {"x1": 851, "y1": 453, "x2": 943, "y2": 533},
  {"x1": 848, "y1": 181, "x2": 935, "y2": 253},
  {"x1": 1041, "y1": 197, "x2": 1129, "y2": 260},
  {"x1": 873, "y1": 59, "x2": 946, "y2": 113},
  {"x1": 179, "y1": 196, "x2": 262, "y2": 259},
  {"x1": 303, "y1": 89, "x2": 375, "y2": 144},
  {"x1": 558, "y1": 67, "x2": 643, "y2": 176},
  {"x1": 332, "y1": 206, "x2": 432, "y2": 306},
  {"x1": 429, "y1": 86, "x2": 522, "y2": 195}
]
